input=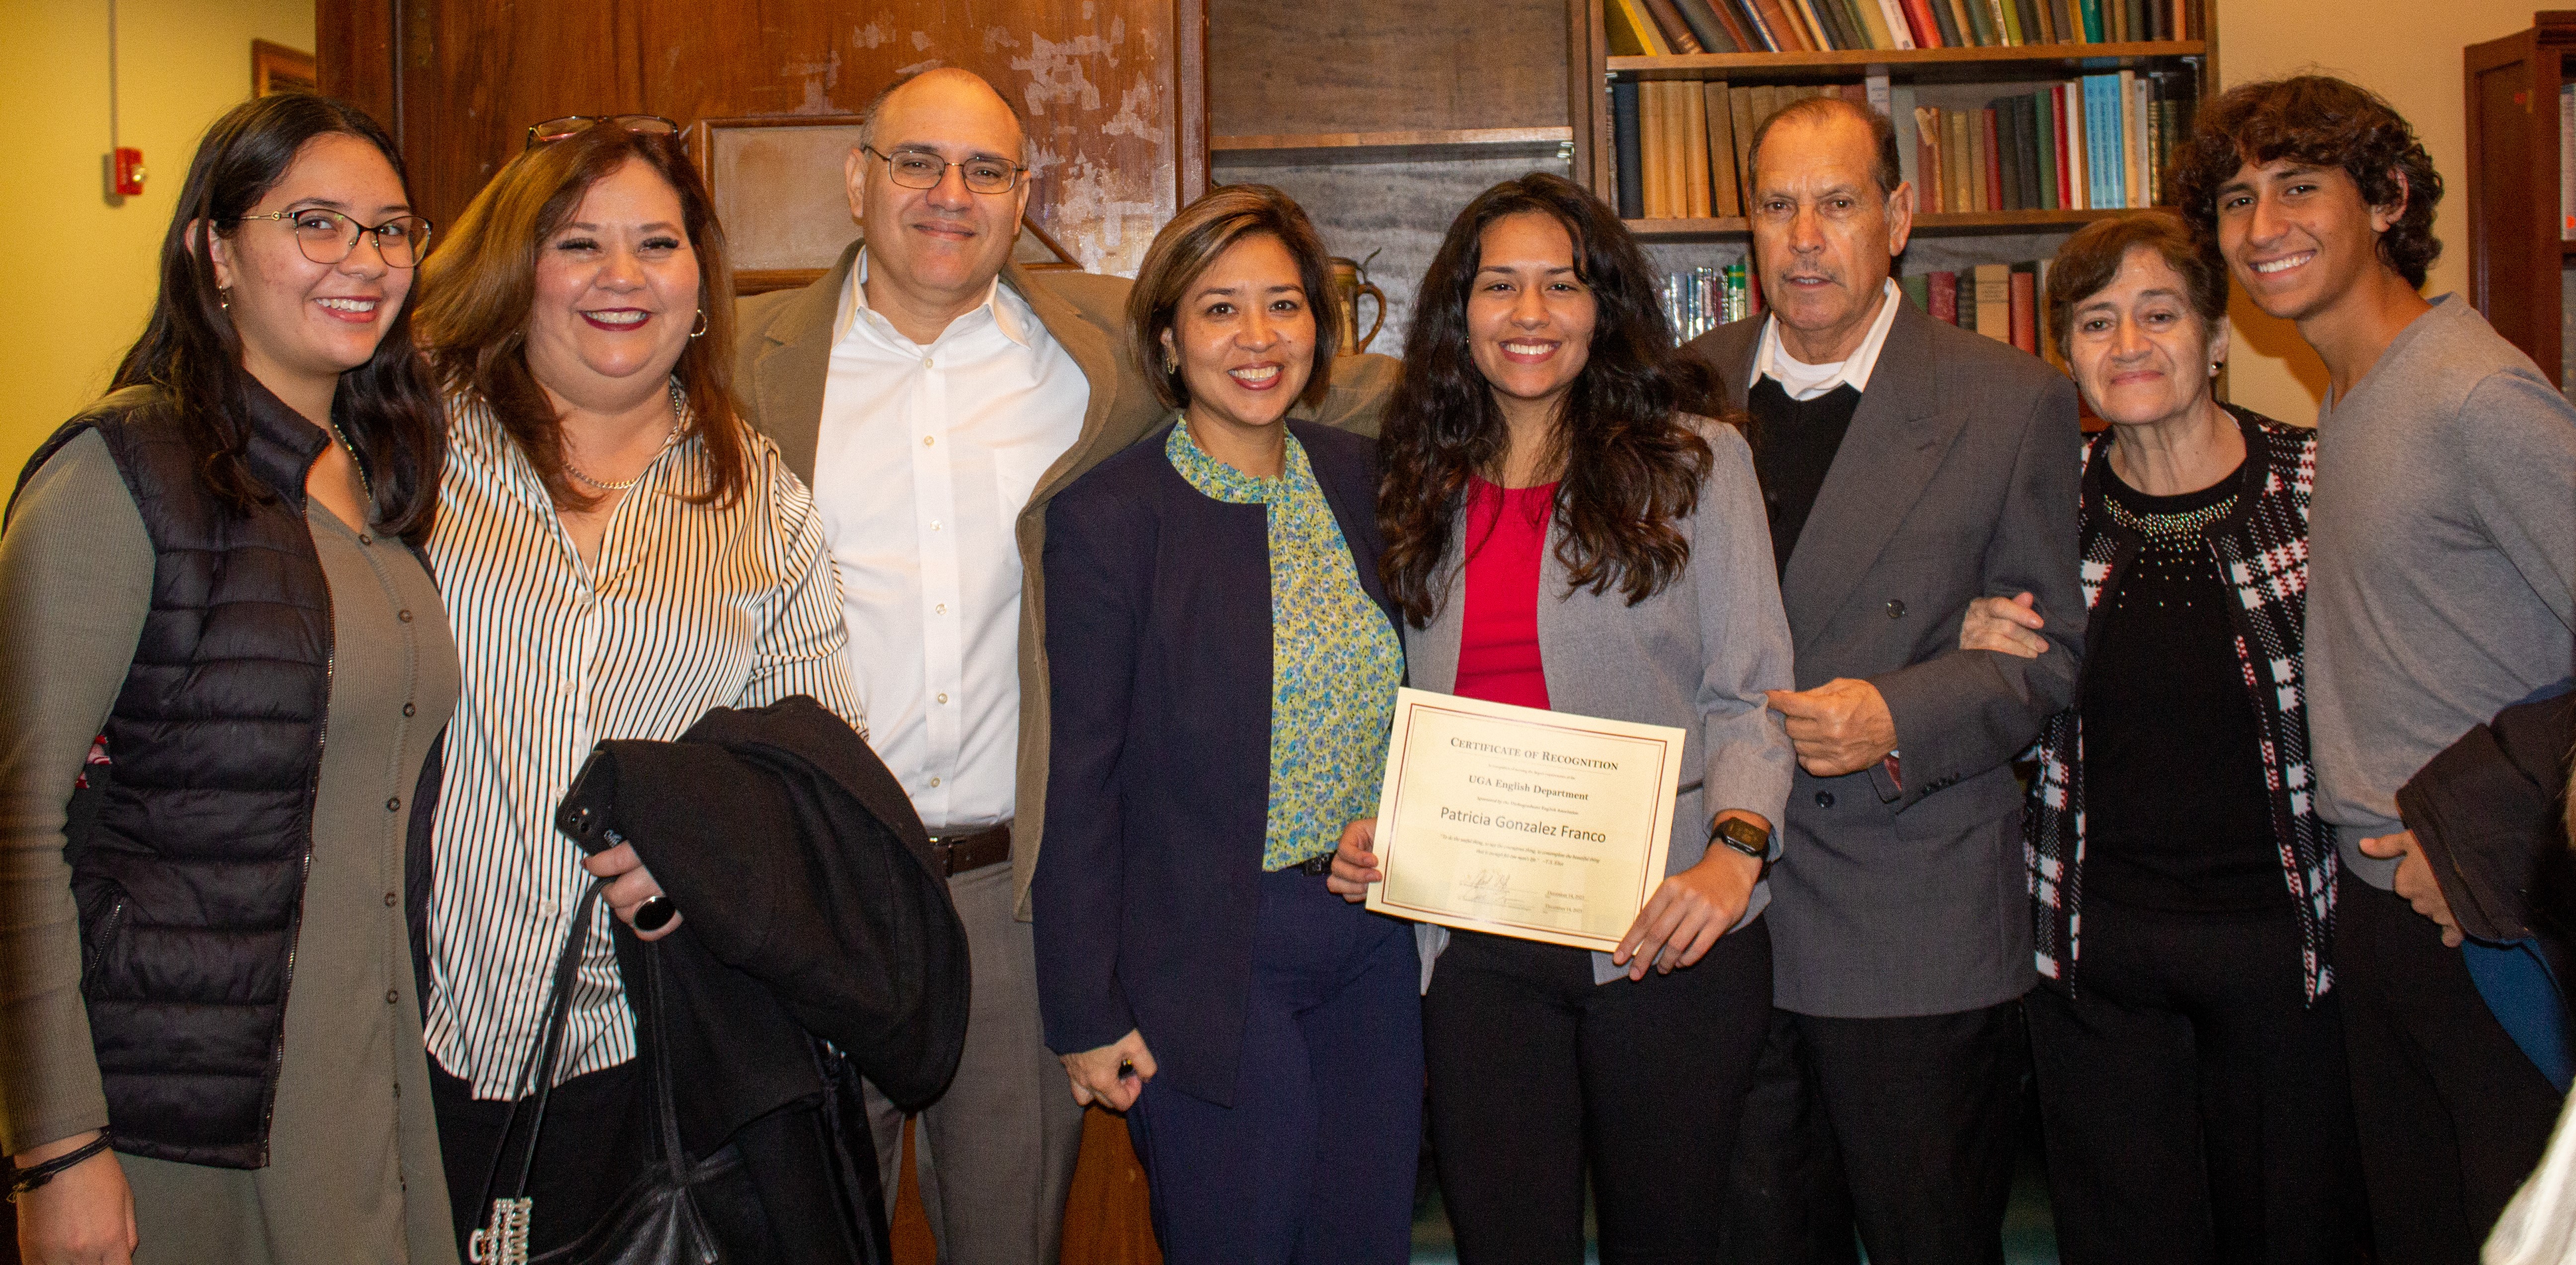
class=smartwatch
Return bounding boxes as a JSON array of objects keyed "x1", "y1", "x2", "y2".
[{"x1": 1711, "y1": 815, "x2": 1773, "y2": 879}]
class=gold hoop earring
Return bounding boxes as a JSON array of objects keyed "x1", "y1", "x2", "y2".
[
  {"x1": 688, "y1": 309, "x2": 709, "y2": 338},
  {"x1": 1162, "y1": 352, "x2": 1178, "y2": 374}
]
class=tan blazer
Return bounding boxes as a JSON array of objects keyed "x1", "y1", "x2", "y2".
[{"x1": 733, "y1": 239, "x2": 1401, "y2": 916}]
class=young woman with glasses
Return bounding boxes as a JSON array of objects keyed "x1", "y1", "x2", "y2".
[{"x1": 0, "y1": 93, "x2": 456, "y2": 1265}]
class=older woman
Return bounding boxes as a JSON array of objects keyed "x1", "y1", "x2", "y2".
[
  {"x1": 408, "y1": 118, "x2": 864, "y2": 1257},
  {"x1": 1330, "y1": 172, "x2": 1792, "y2": 1263},
  {"x1": 0, "y1": 94, "x2": 453, "y2": 1264},
  {"x1": 1034, "y1": 184, "x2": 1407, "y2": 1262},
  {"x1": 1961, "y1": 213, "x2": 2366, "y2": 1263}
]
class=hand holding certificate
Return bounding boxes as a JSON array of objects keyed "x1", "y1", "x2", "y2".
[{"x1": 1359, "y1": 688, "x2": 1696, "y2": 955}]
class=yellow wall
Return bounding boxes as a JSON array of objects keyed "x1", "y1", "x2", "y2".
[
  {"x1": 2212, "y1": 0, "x2": 2549, "y2": 419},
  {"x1": 0, "y1": 0, "x2": 314, "y2": 479}
]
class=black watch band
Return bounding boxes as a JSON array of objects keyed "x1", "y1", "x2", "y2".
[{"x1": 1711, "y1": 816, "x2": 1772, "y2": 878}]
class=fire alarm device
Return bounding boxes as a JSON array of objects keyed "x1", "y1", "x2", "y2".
[{"x1": 112, "y1": 148, "x2": 146, "y2": 197}]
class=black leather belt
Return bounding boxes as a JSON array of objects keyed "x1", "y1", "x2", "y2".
[{"x1": 924, "y1": 823, "x2": 1012, "y2": 876}]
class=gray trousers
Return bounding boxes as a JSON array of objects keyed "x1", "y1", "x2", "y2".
[{"x1": 864, "y1": 861, "x2": 1087, "y2": 1265}]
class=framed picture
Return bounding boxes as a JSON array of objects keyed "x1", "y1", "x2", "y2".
[{"x1": 252, "y1": 40, "x2": 316, "y2": 97}]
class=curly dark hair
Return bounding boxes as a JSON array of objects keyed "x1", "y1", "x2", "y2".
[
  {"x1": 110, "y1": 93, "x2": 445, "y2": 543},
  {"x1": 2166, "y1": 75, "x2": 2442, "y2": 288},
  {"x1": 1377, "y1": 172, "x2": 1722, "y2": 627}
]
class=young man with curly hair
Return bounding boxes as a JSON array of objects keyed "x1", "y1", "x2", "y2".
[{"x1": 2170, "y1": 74, "x2": 2576, "y2": 1263}]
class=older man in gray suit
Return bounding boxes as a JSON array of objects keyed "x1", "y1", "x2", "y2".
[{"x1": 1685, "y1": 97, "x2": 2084, "y2": 1265}]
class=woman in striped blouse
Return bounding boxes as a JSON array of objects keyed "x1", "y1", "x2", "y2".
[{"x1": 408, "y1": 117, "x2": 861, "y2": 1256}]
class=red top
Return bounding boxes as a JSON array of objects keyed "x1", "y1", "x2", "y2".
[{"x1": 1454, "y1": 479, "x2": 1558, "y2": 710}]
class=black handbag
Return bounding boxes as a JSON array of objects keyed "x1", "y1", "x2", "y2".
[{"x1": 467, "y1": 877, "x2": 741, "y2": 1265}]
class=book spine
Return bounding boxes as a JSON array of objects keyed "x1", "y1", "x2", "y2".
[
  {"x1": 1707, "y1": 82, "x2": 1741, "y2": 216},
  {"x1": 1929, "y1": 0, "x2": 1963, "y2": 46},
  {"x1": 1752, "y1": 0, "x2": 1810, "y2": 50},
  {"x1": 1734, "y1": 0, "x2": 1785, "y2": 50},
  {"x1": 2078, "y1": 0, "x2": 2101, "y2": 41},
  {"x1": 2018, "y1": 95, "x2": 2043, "y2": 210},
  {"x1": 1683, "y1": 82, "x2": 1714, "y2": 218},
  {"x1": 2119, "y1": 70, "x2": 2142, "y2": 208},
  {"x1": 1915, "y1": 105, "x2": 1943, "y2": 212},
  {"x1": 1854, "y1": 0, "x2": 1899, "y2": 49},
  {"x1": 1981, "y1": 107, "x2": 2004, "y2": 212},
  {"x1": 1892, "y1": 87, "x2": 1921, "y2": 196},
  {"x1": 1614, "y1": 82, "x2": 1645, "y2": 220},
  {"x1": 2030, "y1": 0, "x2": 2057, "y2": 43},
  {"x1": 1944, "y1": 108, "x2": 1970, "y2": 213},
  {"x1": 1960, "y1": 0, "x2": 1996, "y2": 45},
  {"x1": 1898, "y1": 0, "x2": 1944, "y2": 45},
  {"x1": 1994, "y1": 0, "x2": 2022, "y2": 45},
  {"x1": 1876, "y1": 0, "x2": 1918, "y2": 47},
  {"x1": 2034, "y1": 89, "x2": 2060, "y2": 211},
  {"x1": 1641, "y1": 0, "x2": 1707, "y2": 52},
  {"x1": 1641, "y1": 83, "x2": 1668, "y2": 217},
  {"x1": 1729, "y1": 87, "x2": 1760, "y2": 195},
  {"x1": 1929, "y1": 270, "x2": 1959, "y2": 324},
  {"x1": 2009, "y1": 264, "x2": 2037, "y2": 354},
  {"x1": 2016, "y1": 0, "x2": 2045, "y2": 46},
  {"x1": 2562, "y1": 84, "x2": 2575, "y2": 240},
  {"x1": 1974, "y1": 263, "x2": 2012, "y2": 342},
  {"x1": 2065, "y1": 81, "x2": 2089, "y2": 210},
  {"x1": 1901, "y1": 274, "x2": 1931, "y2": 314}
]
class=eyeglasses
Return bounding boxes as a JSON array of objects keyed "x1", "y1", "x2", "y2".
[
  {"x1": 234, "y1": 208, "x2": 433, "y2": 269},
  {"x1": 525, "y1": 114, "x2": 681, "y2": 150},
  {"x1": 860, "y1": 145, "x2": 1027, "y2": 195}
]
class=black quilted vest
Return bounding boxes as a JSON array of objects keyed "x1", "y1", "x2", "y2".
[{"x1": 12, "y1": 384, "x2": 333, "y2": 1168}]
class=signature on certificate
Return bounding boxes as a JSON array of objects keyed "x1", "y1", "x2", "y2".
[{"x1": 1457, "y1": 869, "x2": 1513, "y2": 905}]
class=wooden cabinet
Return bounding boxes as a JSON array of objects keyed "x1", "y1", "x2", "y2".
[
  {"x1": 315, "y1": 0, "x2": 1201, "y2": 277},
  {"x1": 2465, "y1": 11, "x2": 2576, "y2": 389}
]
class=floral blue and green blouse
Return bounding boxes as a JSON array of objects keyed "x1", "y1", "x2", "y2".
[{"x1": 1165, "y1": 422, "x2": 1404, "y2": 871}]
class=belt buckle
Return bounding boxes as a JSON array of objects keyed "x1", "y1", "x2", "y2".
[{"x1": 1296, "y1": 854, "x2": 1334, "y2": 877}]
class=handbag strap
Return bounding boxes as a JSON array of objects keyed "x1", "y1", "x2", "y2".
[{"x1": 482, "y1": 876, "x2": 613, "y2": 1211}]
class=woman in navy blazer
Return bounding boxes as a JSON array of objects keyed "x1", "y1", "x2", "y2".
[{"x1": 1033, "y1": 186, "x2": 1418, "y2": 1264}]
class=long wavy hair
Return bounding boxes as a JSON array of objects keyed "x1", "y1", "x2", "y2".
[
  {"x1": 109, "y1": 93, "x2": 445, "y2": 543},
  {"x1": 412, "y1": 122, "x2": 746, "y2": 510},
  {"x1": 1378, "y1": 172, "x2": 1720, "y2": 626}
]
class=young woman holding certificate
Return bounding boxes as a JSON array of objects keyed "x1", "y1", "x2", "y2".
[
  {"x1": 1329, "y1": 172, "x2": 1796, "y2": 1263},
  {"x1": 1032, "y1": 184, "x2": 1413, "y2": 1263}
]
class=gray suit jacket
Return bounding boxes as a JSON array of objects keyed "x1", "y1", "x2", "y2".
[
  {"x1": 1408, "y1": 420, "x2": 1797, "y2": 986},
  {"x1": 1686, "y1": 298, "x2": 2084, "y2": 1018},
  {"x1": 733, "y1": 240, "x2": 1400, "y2": 917}
]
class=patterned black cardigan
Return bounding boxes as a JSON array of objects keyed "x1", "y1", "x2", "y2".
[{"x1": 2026, "y1": 405, "x2": 2338, "y2": 1003}]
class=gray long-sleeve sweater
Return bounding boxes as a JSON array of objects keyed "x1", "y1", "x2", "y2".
[{"x1": 2307, "y1": 296, "x2": 2576, "y2": 890}]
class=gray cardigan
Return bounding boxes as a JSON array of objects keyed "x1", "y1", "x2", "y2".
[{"x1": 1408, "y1": 418, "x2": 1797, "y2": 987}]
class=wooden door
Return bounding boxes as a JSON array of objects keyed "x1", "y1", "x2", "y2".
[{"x1": 317, "y1": 0, "x2": 1204, "y2": 276}]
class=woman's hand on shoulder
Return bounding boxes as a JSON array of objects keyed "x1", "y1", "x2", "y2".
[
  {"x1": 1612, "y1": 813, "x2": 1765, "y2": 982},
  {"x1": 1959, "y1": 591, "x2": 2047, "y2": 659},
  {"x1": 1325, "y1": 818, "x2": 1384, "y2": 903},
  {"x1": 1059, "y1": 1029, "x2": 1156, "y2": 1111},
  {"x1": 14, "y1": 1131, "x2": 136, "y2": 1265}
]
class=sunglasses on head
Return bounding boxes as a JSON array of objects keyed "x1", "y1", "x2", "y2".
[{"x1": 523, "y1": 114, "x2": 681, "y2": 150}]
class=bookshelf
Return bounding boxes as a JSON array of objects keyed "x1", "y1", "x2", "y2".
[
  {"x1": 1576, "y1": 0, "x2": 2216, "y2": 344},
  {"x1": 2464, "y1": 12, "x2": 2576, "y2": 391}
]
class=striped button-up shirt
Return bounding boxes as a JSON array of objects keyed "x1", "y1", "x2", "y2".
[{"x1": 423, "y1": 390, "x2": 863, "y2": 1098}]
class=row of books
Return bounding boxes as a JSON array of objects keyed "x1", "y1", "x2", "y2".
[
  {"x1": 1898, "y1": 72, "x2": 2192, "y2": 214},
  {"x1": 1653, "y1": 260, "x2": 2058, "y2": 360},
  {"x1": 1663, "y1": 263, "x2": 1765, "y2": 341},
  {"x1": 1613, "y1": 81, "x2": 1855, "y2": 220},
  {"x1": 1900, "y1": 261, "x2": 2054, "y2": 359},
  {"x1": 1605, "y1": 0, "x2": 2193, "y2": 56}
]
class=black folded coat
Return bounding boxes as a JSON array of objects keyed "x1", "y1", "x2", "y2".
[{"x1": 555, "y1": 696, "x2": 970, "y2": 1257}]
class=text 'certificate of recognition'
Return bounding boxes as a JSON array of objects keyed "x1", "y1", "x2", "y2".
[{"x1": 1366, "y1": 687, "x2": 1687, "y2": 953}]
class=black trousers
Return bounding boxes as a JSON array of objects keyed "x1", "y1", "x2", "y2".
[
  {"x1": 2026, "y1": 898, "x2": 2367, "y2": 1265},
  {"x1": 1423, "y1": 918, "x2": 1773, "y2": 1265},
  {"x1": 1720, "y1": 997, "x2": 2028, "y2": 1265},
  {"x1": 2336, "y1": 879, "x2": 2566, "y2": 1265},
  {"x1": 431, "y1": 1057, "x2": 652, "y2": 1257}
]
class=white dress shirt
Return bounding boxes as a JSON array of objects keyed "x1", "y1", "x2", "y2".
[
  {"x1": 814, "y1": 252, "x2": 1089, "y2": 830},
  {"x1": 425, "y1": 390, "x2": 862, "y2": 1096},
  {"x1": 1754, "y1": 277, "x2": 1906, "y2": 400}
]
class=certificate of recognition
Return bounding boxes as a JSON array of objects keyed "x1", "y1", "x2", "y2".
[{"x1": 1365, "y1": 687, "x2": 1688, "y2": 953}]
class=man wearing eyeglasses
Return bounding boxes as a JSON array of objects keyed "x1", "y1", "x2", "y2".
[{"x1": 734, "y1": 66, "x2": 1391, "y2": 1264}]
